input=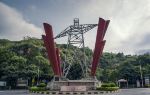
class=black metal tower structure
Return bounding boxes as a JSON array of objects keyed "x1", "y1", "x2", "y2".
[{"x1": 55, "y1": 18, "x2": 97, "y2": 78}]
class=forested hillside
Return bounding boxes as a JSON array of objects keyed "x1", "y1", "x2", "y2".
[{"x1": 0, "y1": 37, "x2": 150, "y2": 87}]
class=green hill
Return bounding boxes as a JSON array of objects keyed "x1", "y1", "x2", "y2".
[{"x1": 0, "y1": 37, "x2": 150, "y2": 87}]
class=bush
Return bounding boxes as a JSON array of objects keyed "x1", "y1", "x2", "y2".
[
  {"x1": 37, "y1": 83, "x2": 47, "y2": 87},
  {"x1": 145, "y1": 84, "x2": 150, "y2": 88},
  {"x1": 109, "y1": 83, "x2": 116, "y2": 87},
  {"x1": 29, "y1": 86, "x2": 46, "y2": 91},
  {"x1": 30, "y1": 86, "x2": 39, "y2": 91},
  {"x1": 29, "y1": 83, "x2": 47, "y2": 92},
  {"x1": 101, "y1": 83, "x2": 116, "y2": 87},
  {"x1": 97, "y1": 83, "x2": 119, "y2": 91},
  {"x1": 96, "y1": 87, "x2": 119, "y2": 91},
  {"x1": 101, "y1": 84, "x2": 110, "y2": 87},
  {"x1": 46, "y1": 91, "x2": 50, "y2": 94},
  {"x1": 38, "y1": 87, "x2": 47, "y2": 91}
]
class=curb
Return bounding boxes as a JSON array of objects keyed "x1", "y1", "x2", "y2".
[{"x1": 30, "y1": 90, "x2": 119, "y2": 95}]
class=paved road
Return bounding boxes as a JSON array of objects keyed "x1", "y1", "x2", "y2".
[
  {"x1": 0, "y1": 90, "x2": 29, "y2": 95},
  {"x1": 0, "y1": 88, "x2": 150, "y2": 95},
  {"x1": 119, "y1": 88, "x2": 150, "y2": 95}
]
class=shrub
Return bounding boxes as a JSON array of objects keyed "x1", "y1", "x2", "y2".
[
  {"x1": 101, "y1": 83, "x2": 110, "y2": 87},
  {"x1": 101, "y1": 83, "x2": 116, "y2": 87},
  {"x1": 97, "y1": 83, "x2": 119, "y2": 91},
  {"x1": 29, "y1": 86, "x2": 47, "y2": 91},
  {"x1": 96, "y1": 87, "x2": 119, "y2": 91},
  {"x1": 145, "y1": 84, "x2": 150, "y2": 88},
  {"x1": 39, "y1": 87, "x2": 47, "y2": 91},
  {"x1": 37, "y1": 83, "x2": 47, "y2": 87},
  {"x1": 109, "y1": 83, "x2": 116, "y2": 87},
  {"x1": 46, "y1": 91, "x2": 50, "y2": 94},
  {"x1": 30, "y1": 86, "x2": 39, "y2": 91}
]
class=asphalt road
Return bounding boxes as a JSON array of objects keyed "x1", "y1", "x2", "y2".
[
  {"x1": 119, "y1": 88, "x2": 150, "y2": 95},
  {"x1": 0, "y1": 90, "x2": 29, "y2": 95},
  {"x1": 0, "y1": 88, "x2": 150, "y2": 95}
]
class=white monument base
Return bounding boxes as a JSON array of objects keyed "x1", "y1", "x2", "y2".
[{"x1": 47, "y1": 77, "x2": 101, "y2": 91}]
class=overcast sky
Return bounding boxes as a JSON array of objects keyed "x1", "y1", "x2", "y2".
[{"x1": 0, "y1": 0, "x2": 150, "y2": 54}]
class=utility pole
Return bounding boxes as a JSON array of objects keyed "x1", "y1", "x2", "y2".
[
  {"x1": 37, "y1": 67, "x2": 40, "y2": 85},
  {"x1": 140, "y1": 60, "x2": 144, "y2": 87}
]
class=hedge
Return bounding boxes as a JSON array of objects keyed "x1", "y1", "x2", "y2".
[
  {"x1": 29, "y1": 82, "x2": 47, "y2": 92},
  {"x1": 37, "y1": 83, "x2": 47, "y2": 87},
  {"x1": 96, "y1": 83, "x2": 119, "y2": 91},
  {"x1": 145, "y1": 84, "x2": 150, "y2": 88},
  {"x1": 96, "y1": 87, "x2": 119, "y2": 91},
  {"x1": 101, "y1": 83, "x2": 116, "y2": 87},
  {"x1": 29, "y1": 86, "x2": 47, "y2": 91}
]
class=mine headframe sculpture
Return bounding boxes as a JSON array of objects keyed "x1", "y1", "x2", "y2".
[{"x1": 42, "y1": 18, "x2": 110, "y2": 80}]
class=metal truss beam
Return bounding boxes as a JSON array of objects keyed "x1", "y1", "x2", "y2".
[{"x1": 55, "y1": 18, "x2": 97, "y2": 78}]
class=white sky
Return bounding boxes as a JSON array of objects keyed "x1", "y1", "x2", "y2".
[{"x1": 0, "y1": 0, "x2": 150, "y2": 54}]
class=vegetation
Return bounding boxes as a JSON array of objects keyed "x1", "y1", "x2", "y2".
[
  {"x1": 37, "y1": 83, "x2": 47, "y2": 87},
  {"x1": 0, "y1": 37, "x2": 150, "y2": 88},
  {"x1": 96, "y1": 83, "x2": 119, "y2": 91},
  {"x1": 96, "y1": 87, "x2": 119, "y2": 91},
  {"x1": 145, "y1": 84, "x2": 150, "y2": 88},
  {"x1": 29, "y1": 82, "x2": 47, "y2": 91},
  {"x1": 101, "y1": 83, "x2": 116, "y2": 87}
]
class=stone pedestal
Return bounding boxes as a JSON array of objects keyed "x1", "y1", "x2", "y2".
[{"x1": 47, "y1": 77, "x2": 101, "y2": 91}]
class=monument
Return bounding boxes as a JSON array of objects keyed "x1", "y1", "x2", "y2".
[{"x1": 42, "y1": 18, "x2": 110, "y2": 91}]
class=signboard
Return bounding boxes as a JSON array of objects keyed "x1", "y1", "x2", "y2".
[
  {"x1": 17, "y1": 79, "x2": 28, "y2": 86},
  {"x1": 61, "y1": 86, "x2": 86, "y2": 92},
  {"x1": 136, "y1": 80, "x2": 140, "y2": 87},
  {"x1": 145, "y1": 77, "x2": 150, "y2": 85},
  {"x1": 0, "y1": 81, "x2": 6, "y2": 86}
]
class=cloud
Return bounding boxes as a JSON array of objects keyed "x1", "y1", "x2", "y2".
[
  {"x1": 0, "y1": 0, "x2": 150, "y2": 54},
  {"x1": 0, "y1": 2, "x2": 43, "y2": 41},
  {"x1": 68, "y1": 0, "x2": 150, "y2": 54},
  {"x1": 28, "y1": 5, "x2": 37, "y2": 11},
  {"x1": 111, "y1": 0, "x2": 150, "y2": 54}
]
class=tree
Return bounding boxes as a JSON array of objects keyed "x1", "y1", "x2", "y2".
[
  {"x1": 0, "y1": 38, "x2": 150, "y2": 86},
  {"x1": 32, "y1": 55, "x2": 53, "y2": 78},
  {"x1": 67, "y1": 63, "x2": 83, "y2": 80},
  {"x1": 0, "y1": 48, "x2": 16, "y2": 79},
  {"x1": 117, "y1": 59, "x2": 140, "y2": 84}
]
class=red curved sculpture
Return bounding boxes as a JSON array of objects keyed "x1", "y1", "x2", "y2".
[
  {"x1": 42, "y1": 23, "x2": 60, "y2": 76},
  {"x1": 56, "y1": 48, "x2": 62, "y2": 76},
  {"x1": 91, "y1": 18, "x2": 110, "y2": 76}
]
